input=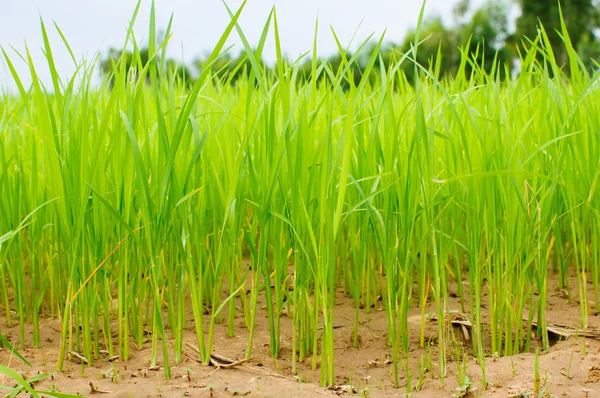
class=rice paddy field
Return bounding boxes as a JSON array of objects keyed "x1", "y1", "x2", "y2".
[{"x1": 3, "y1": 2, "x2": 600, "y2": 396}]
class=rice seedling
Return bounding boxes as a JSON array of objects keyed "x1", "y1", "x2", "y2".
[{"x1": 1, "y1": 0, "x2": 600, "y2": 391}]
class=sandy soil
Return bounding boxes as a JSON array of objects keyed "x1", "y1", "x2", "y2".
[{"x1": 2, "y1": 274, "x2": 600, "y2": 397}]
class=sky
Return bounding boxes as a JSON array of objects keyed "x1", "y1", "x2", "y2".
[{"x1": 0, "y1": 0, "x2": 491, "y2": 89}]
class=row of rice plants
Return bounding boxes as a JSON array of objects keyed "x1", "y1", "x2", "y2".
[{"x1": 1, "y1": 1, "x2": 599, "y2": 388}]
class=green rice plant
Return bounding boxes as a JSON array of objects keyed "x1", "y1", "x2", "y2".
[
  {"x1": 2, "y1": 0, "x2": 600, "y2": 391},
  {"x1": 0, "y1": 367, "x2": 79, "y2": 398}
]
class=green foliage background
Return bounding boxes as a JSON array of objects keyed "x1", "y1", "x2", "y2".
[{"x1": 100, "y1": 0, "x2": 600, "y2": 85}]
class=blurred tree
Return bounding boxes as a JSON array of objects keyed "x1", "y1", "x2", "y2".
[
  {"x1": 100, "y1": 0, "x2": 600, "y2": 88},
  {"x1": 577, "y1": 31, "x2": 600, "y2": 70},
  {"x1": 99, "y1": 46, "x2": 193, "y2": 87},
  {"x1": 394, "y1": 17, "x2": 460, "y2": 82},
  {"x1": 99, "y1": 46, "x2": 148, "y2": 83},
  {"x1": 322, "y1": 51, "x2": 364, "y2": 88},
  {"x1": 192, "y1": 49, "x2": 275, "y2": 86},
  {"x1": 453, "y1": 0, "x2": 471, "y2": 19},
  {"x1": 515, "y1": 0, "x2": 600, "y2": 70},
  {"x1": 387, "y1": 1, "x2": 511, "y2": 82},
  {"x1": 459, "y1": 1, "x2": 513, "y2": 77}
]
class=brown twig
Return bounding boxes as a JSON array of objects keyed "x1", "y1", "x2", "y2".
[
  {"x1": 89, "y1": 382, "x2": 112, "y2": 394},
  {"x1": 70, "y1": 351, "x2": 89, "y2": 364},
  {"x1": 185, "y1": 342, "x2": 294, "y2": 380}
]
